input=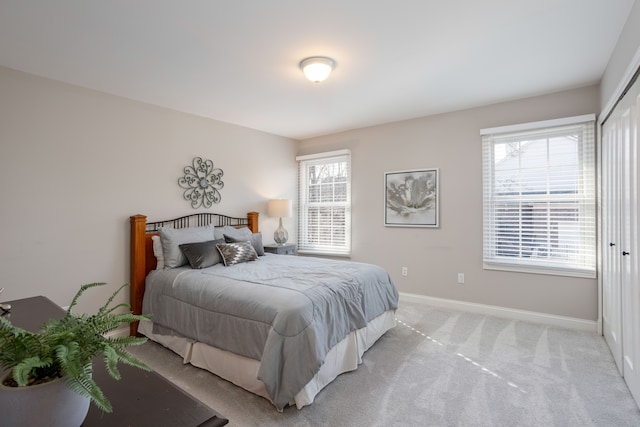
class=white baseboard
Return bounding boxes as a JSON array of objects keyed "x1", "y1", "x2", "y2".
[{"x1": 399, "y1": 292, "x2": 598, "y2": 333}]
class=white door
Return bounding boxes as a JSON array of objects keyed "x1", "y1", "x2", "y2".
[
  {"x1": 621, "y1": 86, "x2": 640, "y2": 406},
  {"x1": 601, "y1": 114, "x2": 623, "y2": 373},
  {"x1": 602, "y1": 75, "x2": 640, "y2": 407}
]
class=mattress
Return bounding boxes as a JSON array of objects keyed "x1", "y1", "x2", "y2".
[
  {"x1": 138, "y1": 309, "x2": 396, "y2": 409},
  {"x1": 141, "y1": 253, "x2": 399, "y2": 409}
]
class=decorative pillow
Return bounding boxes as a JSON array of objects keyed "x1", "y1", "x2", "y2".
[
  {"x1": 179, "y1": 239, "x2": 225, "y2": 269},
  {"x1": 151, "y1": 235, "x2": 165, "y2": 270},
  {"x1": 216, "y1": 241, "x2": 258, "y2": 266},
  {"x1": 158, "y1": 224, "x2": 215, "y2": 269},
  {"x1": 214, "y1": 225, "x2": 251, "y2": 241},
  {"x1": 224, "y1": 232, "x2": 265, "y2": 256}
]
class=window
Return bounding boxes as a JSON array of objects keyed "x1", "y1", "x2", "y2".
[
  {"x1": 296, "y1": 150, "x2": 351, "y2": 256},
  {"x1": 481, "y1": 115, "x2": 596, "y2": 278}
]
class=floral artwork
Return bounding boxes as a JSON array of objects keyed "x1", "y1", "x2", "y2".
[
  {"x1": 385, "y1": 169, "x2": 439, "y2": 227},
  {"x1": 178, "y1": 157, "x2": 224, "y2": 209}
]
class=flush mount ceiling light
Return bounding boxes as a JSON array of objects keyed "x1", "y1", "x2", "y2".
[{"x1": 299, "y1": 56, "x2": 336, "y2": 83}]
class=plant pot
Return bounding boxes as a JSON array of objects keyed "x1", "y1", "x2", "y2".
[{"x1": 0, "y1": 373, "x2": 90, "y2": 427}]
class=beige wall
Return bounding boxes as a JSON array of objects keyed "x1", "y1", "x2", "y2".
[
  {"x1": 0, "y1": 66, "x2": 297, "y2": 313},
  {"x1": 5, "y1": 5, "x2": 638, "y2": 321},
  {"x1": 299, "y1": 85, "x2": 600, "y2": 321}
]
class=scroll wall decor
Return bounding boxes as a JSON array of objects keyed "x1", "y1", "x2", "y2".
[{"x1": 178, "y1": 157, "x2": 224, "y2": 209}]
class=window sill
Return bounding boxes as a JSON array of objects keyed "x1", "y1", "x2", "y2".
[
  {"x1": 298, "y1": 250, "x2": 351, "y2": 258},
  {"x1": 483, "y1": 260, "x2": 596, "y2": 279}
]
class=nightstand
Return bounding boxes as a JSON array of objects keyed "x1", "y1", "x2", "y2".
[{"x1": 264, "y1": 243, "x2": 297, "y2": 255}]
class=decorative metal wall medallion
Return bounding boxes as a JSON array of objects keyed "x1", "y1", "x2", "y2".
[{"x1": 178, "y1": 157, "x2": 224, "y2": 208}]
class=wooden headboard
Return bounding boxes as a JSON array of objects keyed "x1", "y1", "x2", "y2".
[{"x1": 129, "y1": 212, "x2": 259, "y2": 335}]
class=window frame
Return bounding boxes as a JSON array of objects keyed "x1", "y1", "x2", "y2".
[
  {"x1": 481, "y1": 114, "x2": 596, "y2": 278},
  {"x1": 296, "y1": 149, "x2": 351, "y2": 256}
]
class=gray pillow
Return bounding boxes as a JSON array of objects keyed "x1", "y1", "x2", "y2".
[
  {"x1": 158, "y1": 224, "x2": 215, "y2": 269},
  {"x1": 224, "y1": 232, "x2": 265, "y2": 256},
  {"x1": 179, "y1": 239, "x2": 225, "y2": 269},
  {"x1": 214, "y1": 225, "x2": 251, "y2": 241},
  {"x1": 216, "y1": 241, "x2": 258, "y2": 266}
]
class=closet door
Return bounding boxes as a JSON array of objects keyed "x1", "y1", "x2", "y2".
[
  {"x1": 602, "y1": 75, "x2": 640, "y2": 407},
  {"x1": 602, "y1": 104, "x2": 623, "y2": 373},
  {"x1": 621, "y1": 86, "x2": 640, "y2": 405}
]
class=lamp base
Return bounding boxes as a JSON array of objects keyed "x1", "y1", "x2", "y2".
[{"x1": 274, "y1": 218, "x2": 288, "y2": 245}]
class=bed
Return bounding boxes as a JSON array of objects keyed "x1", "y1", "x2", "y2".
[{"x1": 129, "y1": 212, "x2": 399, "y2": 410}]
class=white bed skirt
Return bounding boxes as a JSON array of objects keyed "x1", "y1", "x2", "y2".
[{"x1": 138, "y1": 310, "x2": 396, "y2": 409}]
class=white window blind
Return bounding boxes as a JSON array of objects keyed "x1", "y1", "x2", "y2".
[
  {"x1": 481, "y1": 115, "x2": 596, "y2": 278},
  {"x1": 297, "y1": 150, "x2": 351, "y2": 256}
]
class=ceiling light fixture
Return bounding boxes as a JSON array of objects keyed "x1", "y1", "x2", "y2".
[{"x1": 299, "y1": 56, "x2": 336, "y2": 83}]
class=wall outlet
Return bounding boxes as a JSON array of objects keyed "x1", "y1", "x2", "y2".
[
  {"x1": 401, "y1": 267, "x2": 408, "y2": 277},
  {"x1": 457, "y1": 273, "x2": 465, "y2": 284}
]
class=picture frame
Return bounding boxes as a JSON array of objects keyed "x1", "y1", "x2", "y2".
[{"x1": 384, "y1": 168, "x2": 439, "y2": 227}]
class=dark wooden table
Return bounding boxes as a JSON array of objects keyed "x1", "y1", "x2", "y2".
[{"x1": 1, "y1": 296, "x2": 228, "y2": 427}]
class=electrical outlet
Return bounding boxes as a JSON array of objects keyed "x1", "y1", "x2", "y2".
[
  {"x1": 401, "y1": 267, "x2": 408, "y2": 277},
  {"x1": 457, "y1": 273, "x2": 465, "y2": 284}
]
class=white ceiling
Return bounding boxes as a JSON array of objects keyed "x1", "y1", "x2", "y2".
[{"x1": 0, "y1": 1, "x2": 635, "y2": 140}]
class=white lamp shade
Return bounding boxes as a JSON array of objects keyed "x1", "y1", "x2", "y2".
[
  {"x1": 300, "y1": 57, "x2": 335, "y2": 83},
  {"x1": 268, "y1": 199, "x2": 292, "y2": 218}
]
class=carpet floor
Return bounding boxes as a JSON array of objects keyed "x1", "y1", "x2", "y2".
[{"x1": 128, "y1": 300, "x2": 640, "y2": 426}]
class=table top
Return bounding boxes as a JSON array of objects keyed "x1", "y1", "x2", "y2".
[{"x1": 1, "y1": 296, "x2": 228, "y2": 427}]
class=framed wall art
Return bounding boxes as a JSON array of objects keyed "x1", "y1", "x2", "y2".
[{"x1": 384, "y1": 168, "x2": 439, "y2": 227}]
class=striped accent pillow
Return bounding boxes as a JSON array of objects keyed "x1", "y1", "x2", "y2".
[{"x1": 216, "y1": 241, "x2": 258, "y2": 266}]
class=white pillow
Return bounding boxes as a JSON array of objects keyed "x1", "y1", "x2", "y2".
[
  {"x1": 158, "y1": 224, "x2": 215, "y2": 269},
  {"x1": 151, "y1": 235, "x2": 165, "y2": 270}
]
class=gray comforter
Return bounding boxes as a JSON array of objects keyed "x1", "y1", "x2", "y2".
[{"x1": 142, "y1": 254, "x2": 399, "y2": 409}]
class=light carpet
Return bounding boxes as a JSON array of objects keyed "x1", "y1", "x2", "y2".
[{"x1": 128, "y1": 301, "x2": 640, "y2": 426}]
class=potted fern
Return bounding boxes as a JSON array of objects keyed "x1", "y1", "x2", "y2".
[{"x1": 0, "y1": 282, "x2": 150, "y2": 426}]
